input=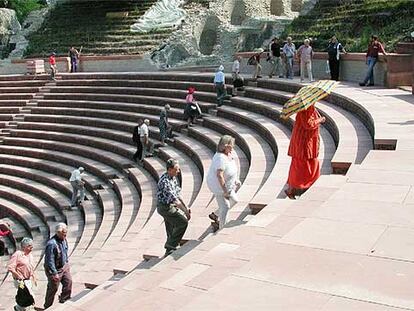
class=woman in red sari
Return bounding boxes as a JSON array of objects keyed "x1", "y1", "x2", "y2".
[{"x1": 285, "y1": 105, "x2": 325, "y2": 199}]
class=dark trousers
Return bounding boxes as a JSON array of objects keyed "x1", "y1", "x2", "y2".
[
  {"x1": 329, "y1": 58, "x2": 340, "y2": 81},
  {"x1": 215, "y1": 83, "x2": 226, "y2": 106},
  {"x1": 133, "y1": 140, "x2": 143, "y2": 161},
  {"x1": 70, "y1": 58, "x2": 77, "y2": 73},
  {"x1": 44, "y1": 264, "x2": 72, "y2": 309},
  {"x1": 157, "y1": 203, "x2": 188, "y2": 252}
]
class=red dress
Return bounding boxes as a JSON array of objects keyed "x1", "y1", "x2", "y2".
[{"x1": 287, "y1": 106, "x2": 322, "y2": 189}]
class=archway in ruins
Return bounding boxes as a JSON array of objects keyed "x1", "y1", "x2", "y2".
[
  {"x1": 199, "y1": 17, "x2": 219, "y2": 55},
  {"x1": 270, "y1": 0, "x2": 285, "y2": 16},
  {"x1": 231, "y1": 0, "x2": 246, "y2": 26}
]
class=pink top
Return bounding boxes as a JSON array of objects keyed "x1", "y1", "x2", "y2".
[
  {"x1": 186, "y1": 94, "x2": 194, "y2": 104},
  {"x1": 8, "y1": 250, "x2": 35, "y2": 280},
  {"x1": 298, "y1": 45, "x2": 313, "y2": 63}
]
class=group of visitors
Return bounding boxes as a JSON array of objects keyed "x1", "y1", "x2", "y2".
[
  {"x1": 5, "y1": 223, "x2": 71, "y2": 310},
  {"x1": 48, "y1": 46, "x2": 81, "y2": 80},
  {"x1": 248, "y1": 36, "x2": 317, "y2": 81},
  {"x1": 156, "y1": 134, "x2": 241, "y2": 256},
  {"x1": 240, "y1": 34, "x2": 386, "y2": 86}
]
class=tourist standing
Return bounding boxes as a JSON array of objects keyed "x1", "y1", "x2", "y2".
[
  {"x1": 251, "y1": 49, "x2": 263, "y2": 80},
  {"x1": 157, "y1": 159, "x2": 191, "y2": 256},
  {"x1": 214, "y1": 65, "x2": 226, "y2": 107},
  {"x1": 285, "y1": 106, "x2": 325, "y2": 199},
  {"x1": 297, "y1": 39, "x2": 314, "y2": 82},
  {"x1": 49, "y1": 52, "x2": 57, "y2": 81},
  {"x1": 68, "y1": 47, "x2": 80, "y2": 73},
  {"x1": 141, "y1": 119, "x2": 153, "y2": 158},
  {"x1": 159, "y1": 104, "x2": 172, "y2": 145},
  {"x1": 69, "y1": 167, "x2": 85, "y2": 208},
  {"x1": 132, "y1": 119, "x2": 144, "y2": 162},
  {"x1": 231, "y1": 56, "x2": 243, "y2": 96},
  {"x1": 359, "y1": 35, "x2": 387, "y2": 86},
  {"x1": 44, "y1": 223, "x2": 72, "y2": 309},
  {"x1": 283, "y1": 37, "x2": 296, "y2": 79},
  {"x1": 327, "y1": 35, "x2": 346, "y2": 81},
  {"x1": 269, "y1": 37, "x2": 283, "y2": 78},
  {"x1": 206, "y1": 135, "x2": 241, "y2": 231},
  {"x1": 8, "y1": 238, "x2": 36, "y2": 311}
]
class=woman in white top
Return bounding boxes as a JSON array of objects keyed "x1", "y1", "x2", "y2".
[{"x1": 207, "y1": 135, "x2": 241, "y2": 231}]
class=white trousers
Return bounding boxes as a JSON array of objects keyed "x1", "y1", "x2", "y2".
[
  {"x1": 300, "y1": 60, "x2": 313, "y2": 81},
  {"x1": 214, "y1": 193, "x2": 237, "y2": 229}
]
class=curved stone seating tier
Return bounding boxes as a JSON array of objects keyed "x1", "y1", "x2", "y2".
[
  {"x1": 0, "y1": 152, "x2": 102, "y2": 192},
  {"x1": 39, "y1": 93, "x2": 215, "y2": 114},
  {"x1": 46, "y1": 87, "x2": 218, "y2": 110},
  {"x1": 0, "y1": 165, "x2": 85, "y2": 250},
  {"x1": 0, "y1": 75, "x2": 50, "y2": 82},
  {"x1": 56, "y1": 79, "x2": 217, "y2": 93},
  {"x1": 0, "y1": 100, "x2": 28, "y2": 107},
  {"x1": 0, "y1": 87, "x2": 41, "y2": 93},
  {"x1": 0, "y1": 175, "x2": 65, "y2": 222},
  {"x1": 1, "y1": 136, "x2": 123, "y2": 180},
  {"x1": 243, "y1": 85, "x2": 373, "y2": 173},
  {"x1": 35, "y1": 99, "x2": 189, "y2": 123},
  {"x1": 9, "y1": 128, "x2": 137, "y2": 165},
  {"x1": 1, "y1": 131, "x2": 148, "y2": 258},
  {"x1": 0, "y1": 94, "x2": 34, "y2": 100},
  {"x1": 29, "y1": 106, "x2": 187, "y2": 132},
  {"x1": 58, "y1": 72, "x2": 218, "y2": 83},
  {"x1": 0, "y1": 80, "x2": 48, "y2": 87}
]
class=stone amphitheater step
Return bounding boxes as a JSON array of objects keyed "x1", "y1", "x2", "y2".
[
  {"x1": 0, "y1": 100, "x2": 28, "y2": 106},
  {"x1": 29, "y1": 106, "x2": 187, "y2": 132},
  {"x1": 0, "y1": 94, "x2": 34, "y2": 100},
  {"x1": 1, "y1": 137, "x2": 123, "y2": 180},
  {"x1": 36, "y1": 97, "x2": 188, "y2": 121},
  {"x1": 0, "y1": 171, "x2": 83, "y2": 246},
  {"x1": 107, "y1": 135, "x2": 217, "y2": 275},
  {"x1": 0, "y1": 152, "x2": 103, "y2": 191},
  {"x1": 9, "y1": 128, "x2": 136, "y2": 164}
]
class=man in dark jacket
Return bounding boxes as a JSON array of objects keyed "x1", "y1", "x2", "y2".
[{"x1": 44, "y1": 223, "x2": 72, "y2": 309}]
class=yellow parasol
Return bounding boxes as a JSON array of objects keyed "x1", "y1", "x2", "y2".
[{"x1": 280, "y1": 80, "x2": 338, "y2": 119}]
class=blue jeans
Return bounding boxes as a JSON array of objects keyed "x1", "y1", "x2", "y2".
[
  {"x1": 362, "y1": 56, "x2": 377, "y2": 85},
  {"x1": 286, "y1": 57, "x2": 294, "y2": 79}
]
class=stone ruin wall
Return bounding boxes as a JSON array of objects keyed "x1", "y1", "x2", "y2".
[{"x1": 151, "y1": 0, "x2": 317, "y2": 68}]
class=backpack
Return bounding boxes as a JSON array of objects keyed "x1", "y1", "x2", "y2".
[{"x1": 132, "y1": 125, "x2": 139, "y2": 143}]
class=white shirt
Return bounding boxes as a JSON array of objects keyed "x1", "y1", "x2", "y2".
[
  {"x1": 69, "y1": 169, "x2": 82, "y2": 182},
  {"x1": 139, "y1": 123, "x2": 149, "y2": 137},
  {"x1": 207, "y1": 152, "x2": 239, "y2": 194},
  {"x1": 232, "y1": 60, "x2": 240, "y2": 74}
]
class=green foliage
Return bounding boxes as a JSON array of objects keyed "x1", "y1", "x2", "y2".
[
  {"x1": 0, "y1": 0, "x2": 44, "y2": 22},
  {"x1": 282, "y1": 0, "x2": 414, "y2": 52}
]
